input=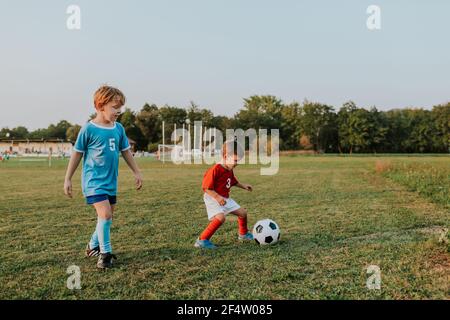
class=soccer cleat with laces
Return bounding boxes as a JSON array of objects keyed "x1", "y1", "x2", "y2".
[{"x1": 97, "y1": 253, "x2": 117, "y2": 269}]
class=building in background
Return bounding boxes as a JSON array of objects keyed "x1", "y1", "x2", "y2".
[
  {"x1": 0, "y1": 139, "x2": 73, "y2": 157},
  {"x1": 0, "y1": 138, "x2": 136, "y2": 157}
]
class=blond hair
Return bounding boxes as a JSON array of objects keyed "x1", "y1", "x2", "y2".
[{"x1": 94, "y1": 85, "x2": 126, "y2": 109}]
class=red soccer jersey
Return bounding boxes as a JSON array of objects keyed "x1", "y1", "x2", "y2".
[{"x1": 202, "y1": 163, "x2": 239, "y2": 198}]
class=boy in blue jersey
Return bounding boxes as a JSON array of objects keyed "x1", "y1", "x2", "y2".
[{"x1": 64, "y1": 85, "x2": 143, "y2": 269}]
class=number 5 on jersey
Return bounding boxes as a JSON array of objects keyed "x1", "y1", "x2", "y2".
[{"x1": 109, "y1": 138, "x2": 116, "y2": 151}]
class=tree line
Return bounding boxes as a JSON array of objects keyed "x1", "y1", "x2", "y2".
[{"x1": 1, "y1": 96, "x2": 448, "y2": 153}]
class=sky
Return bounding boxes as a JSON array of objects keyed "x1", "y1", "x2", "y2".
[{"x1": 0, "y1": 0, "x2": 449, "y2": 130}]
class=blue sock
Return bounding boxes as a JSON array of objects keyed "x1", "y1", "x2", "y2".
[
  {"x1": 89, "y1": 230, "x2": 99, "y2": 249},
  {"x1": 96, "y1": 218, "x2": 112, "y2": 254}
]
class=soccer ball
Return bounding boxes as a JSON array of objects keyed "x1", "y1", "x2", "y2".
[{"x1": 252, "y1": 219, "x2": 281, "y2": 245}]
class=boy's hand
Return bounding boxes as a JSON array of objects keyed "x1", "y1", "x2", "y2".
[
  {"x1": 242, "y1": 184, "x2": 253, "y2": 192},
  {"x1": 216, "y1": 195, "x2": 227, "y2": 206},
  {"x1": 64, "y1": 179, "x2": 72, "y2": 198},
  {"x1": 134, "y1": 172, "x2": 143, "y2": 190}
]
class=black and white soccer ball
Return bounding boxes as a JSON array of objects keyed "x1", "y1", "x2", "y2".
[{"x1": 252, "y1": 219, "x2": 280, "y2": 246}]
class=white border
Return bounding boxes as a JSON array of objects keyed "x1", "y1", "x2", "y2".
[{"x1": 89, "y1": 120, "x2": 117, "y2": 130}]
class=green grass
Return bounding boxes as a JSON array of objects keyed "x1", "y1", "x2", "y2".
[
  {"x1": 0, "y1": 156, "x2": 449, "y2": 299},
  {"x1": 378, "y1": 160, "x2": 450, "y2": 210}
]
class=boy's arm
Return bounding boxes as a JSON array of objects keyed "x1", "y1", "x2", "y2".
[
  {"x1": 121, "y1": 149, "x2": 143, "y2": 190},
  {"x1": 235, "y1": 182, "x2": 253, "y2": 191},
  {"x1": 64, "y1": 151, "x2": 83, "y2": 198},
  {"x1": 205, "y1": 189, "x2": 226, "y2": 206}
]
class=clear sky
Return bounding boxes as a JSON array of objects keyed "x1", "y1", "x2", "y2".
[{"x1": 0, "y1": 0, "x2": 449, "y2": 129}]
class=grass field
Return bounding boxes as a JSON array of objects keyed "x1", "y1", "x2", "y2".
[{"x1": 0, "y1": 156, "x2": 449, "y2": 299}]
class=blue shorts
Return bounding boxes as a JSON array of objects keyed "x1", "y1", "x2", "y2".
[{"x1": 86, "y1": 194, "x2": 117, "y2": 205}]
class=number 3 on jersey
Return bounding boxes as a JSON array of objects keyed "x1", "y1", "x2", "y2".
[
  {"x1": 109, "y1": 138, "x2": 116, "y2": 151},
  {"x1": 226, "y1": 178, "x2": 231, "y2": 188}
]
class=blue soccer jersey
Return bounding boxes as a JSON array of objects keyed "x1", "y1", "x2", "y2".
[{"x1": 73, "y1": 121, "x2": 130, "y2": 197}]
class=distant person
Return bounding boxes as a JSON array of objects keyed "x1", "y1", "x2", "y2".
[{"x1": 63, "y1": 85, "x2": 143, "y2": 269}]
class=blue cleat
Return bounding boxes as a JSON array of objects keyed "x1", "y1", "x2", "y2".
[
  {"x1": 194, "y1": 238, "x2": 217, "y2": 249},
  {"x1": 238, "y1": 232, "x2": 254, "y2": 241}
]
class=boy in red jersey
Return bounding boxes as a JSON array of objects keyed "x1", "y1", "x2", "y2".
[{"x1": 195, "y1": 140, "x2": 254, "y2": 249}]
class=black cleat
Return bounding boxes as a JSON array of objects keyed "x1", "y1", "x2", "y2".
[
  {"x1": 97, "y1": 253, "x2": 117, "y2": 269},
  {"x1": 85, "y1": 243, "x2": 100, "y2": 257}
]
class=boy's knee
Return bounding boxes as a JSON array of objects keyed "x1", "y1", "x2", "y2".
[
  {"x1": 97, "y1": 209, "x2": 112, "y2": 220},
  {"x1": 240, "y1": 208, "x2": 248, "y2": 218},
  {"x1": 102, "y1": 213, "x2": 112, "y2": 220},
  {"x1": 215, "y1": 214, "x2": 226, "y2": 223}
]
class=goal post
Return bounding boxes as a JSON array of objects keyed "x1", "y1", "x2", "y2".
[{"x1": 157, "y1": 144, "x2": 175, "y2": 162}]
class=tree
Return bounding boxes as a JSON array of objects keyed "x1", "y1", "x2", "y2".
[
  {"x1": 136, "y1": 103, "x2": 161, "y2": 148},
  {"x1": 0, "y1": 97, "x2": 447, "y2": 154},
  {"x1": 234, "y1": 95, "x2": 284, "y2": 130},
  {"x1": 0, "y1": 128, "x2": 11, "y2": 139},
  {"x1": 186, "y1": 101, "x2": 214, "y2": 127},
  {"x1": 8, "y1": 126, "x2": 29, "y2": 139},
  {"x1": 157, "y1": 105, "x2": 187, "y2": 145},
  {"x1": 338, "y1": 102, "x2": 375, "y2": 153},
  {"x1": 66, "y1": 125, "x2": 81, "y2": 142},
  {"x1": 431, "y1": 103, "x2": 450, "y2": 152},
  {"x1": 47, "y1": 120, "x2": 72, "y2": 139},
  {"x1": 299, "y1": 101, "x2": 336, "y2": 152},
  {"x1": 366, "y1": 107, "x2": 388, "y2": 153},
  {"x1": 384, "y1": 109, "x2": 410, "y2": 152},
  {"x1": 28, "y1": 128, "x2": 50, "y2": 140},
  {"x1": 159, "y1": 105, "x2": 187, "y2": 126},
  {"x1": 280, "y1": 102, "x2": 302, "y2": 150},
  {"x1": 319, "y1": 112, "x2": 339, "y2": 153},
  {"x1": 348, "y1": 108, "x2": 372, "y2": 153},
  {"x1": 403, "y1": 109, "x2": 435, "y2": 153},
  {"x1": 209, "y1": 115, "x2": 233, "y2": 133},
  {"x1": 117, "y1": 108, "x2": 146, "y2": 150},
  {"x1": 337, "y1": 101, "x2": 356, "y2": 153}
]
